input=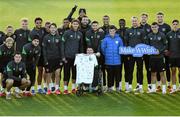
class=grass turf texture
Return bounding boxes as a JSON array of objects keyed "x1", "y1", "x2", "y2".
[{"x1": 0, "y1": 0, "x2": 180, "y2": 116}]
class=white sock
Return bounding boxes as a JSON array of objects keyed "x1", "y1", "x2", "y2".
[
  {"x1": 148, "y1": 84, "x2": 151, "y2": 87},
  {"x1": 52, "y1": 83, "x2": 55, "y2": 87},
  {"x1": 48, "y1": 84, "x2": 51, "y2": 90},
  {"x1": 162, "y1": 85, "x2": 166, "y2": 92},
  {"x1": 1, "y1": 87, "x2": 4, "y2": 92},
  {"x1": 31, "y1": 86, "x2": 35, "y2": 90},
  {"x1": 173, "y1": 85, "x2": 176, "y2": 90},
  {"x1": 139, "y1": 85, "x2": 143, "y2": 89},
  {"x1": 125, "y1": 82, "x2": 129, "y2": 90},
  {"x1": 43, "y1": 83, "x2": 47, "y2": 88},
  {"x1": 50, "y1": 83, "x2": 53, "y2": 88},
  {"x1": 129, "y1": 85, "x2": 132, "y2": 89},
  {"x1": 38, "y1": 85, "x2": 42, "y2": 90},
  {"x1": 15, "y1": 87, "x2": 20, "y2": 93},
  {"x1": 72, "y1": 83, "x2": 76, "y2": 90},
  {"x1": 55, "y1": 85, "x2": 59, "y2": 90},
  {"x1": 64, "y1": 85, "x2": 68, "y2": 90},
  {"x1": 26, "y1": 91, "x2": 30, "y2": 93},
  {"x1": 137, "y1": 83, "x2": 139, "y2": 86},
  {"x1": 6, "y1": 91, "x2": 10, "y2": 95},
  {"x1": 158, "y1": 81, "x2": 161, "y2": 86},
  {"x1": 167, "y1": 82, "x2": 170, "y2": 86},
  {"x1": 119, "y1": 82, "x2": 122, "y2": 90},
  {"x1": 152, "y1": 84, "x2": 156, "y2": 91}
]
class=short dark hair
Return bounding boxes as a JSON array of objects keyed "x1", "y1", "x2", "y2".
[
  {"x1": 14, "y1": 51, "x2": 22, "y2": 56},
  {"x1": 157, "y1": 12, "x2": 164, "y2": 16},
  {"x1": 50, "y1": 23, "x2": 57, "y2": 28},
  {"x1": 32, "y1": 35, "x2": 40, "y2": 41},
  {"x1": 91, "y1": 21, "x2": 99, "y2": 24},
  {"x1": 151, "y1": 22, "x2": 158, "y2": 26},
  {"x1": 141, "y1": 13, "x2": 148, "y2": 17},
  {"x1": 103, "y1": 15, "x2": 109, "y2": 18},
  {"x1": 6, "y1": 25, "x2": 13, "y2": 29},
  {"x1": 109, "y1": 25, "x2": 117, "y2": 30},
  {"x1": 119, "y1": 19, "x2": 125, "y2": 22},
  {"x1": 45, "y1": 21, "x2": 51, "y2": 25},
  {"x1": 63, "y1": 18, "x2": 69, "y2": 21},
  {"x1": 71, "y1": 19, "x2": 80, "y2": 24},
  {"x1": 172, "y1": 19, "x2": 179, "y2": 24},
  {"x1": 79, "y1": 8, "x2": 86, "y2": 14},
  {"x1": 34, "y1": 17, "x2": 43, "y2": 23}
]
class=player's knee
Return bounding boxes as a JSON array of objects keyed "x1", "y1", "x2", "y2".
[
  {"x1": 6, "y1": 79, "x2": 14, "y2": 85},
  {"x1": 21, "y1": 78, "x2": 27, "y2": 84},
  {"x1": 26, "y1": 80, "x2": 31, "y2": 86}
]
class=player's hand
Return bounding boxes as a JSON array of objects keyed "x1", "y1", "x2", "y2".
[
  {"x1": 99, "y1": 28, "x2": 104, "y2": 32},
  {"x1": 96, "y1": 52, "x2": 101, "y2": 57},
  {"x1": 164, "y1": 50, "x2": 170, "y2": 56},
  {"x1": 62, "y1": 58, "x2": 68, "y2": 63},
  {"x1": 156, "y1": 50, "x2": 160, "y2": 55},
  {"x1": 45, "y1": 62, "x2": 48, "y2": 66},
  {"x1": 59, "y1": 62, "x2": 63, "y2": 66},
  {"x1": 72, "y1": 5, "x2": 78, "y2": 11}
]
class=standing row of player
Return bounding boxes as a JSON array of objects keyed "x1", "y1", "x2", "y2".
[{"x1": 0, "y1": 8, "x2": 179, "y2": 99}]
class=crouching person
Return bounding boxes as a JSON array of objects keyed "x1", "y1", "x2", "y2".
[
  {"x1": 2, "y1": 52, "x2": 30, "y2": 99},
  {"x1": 101, "y1": 25, "x2": 123, "y2": 92}
]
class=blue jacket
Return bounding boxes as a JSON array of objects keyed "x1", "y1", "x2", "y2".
[{"x1": 101, "y1": 34, "x2": 123, "y2": 65}]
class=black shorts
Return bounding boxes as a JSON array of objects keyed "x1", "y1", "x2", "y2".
[
  {"x1": 45, "y1": 59, "x2": 62, "y2": 73},
  {"x1": 37, "y1": 54, "x2": 44, "y2": 67},
  {"x1": 0, "y1": 62, "x2": 9, "y2": 73},
  {"x1": 150, "y1": 57, "x2": 166, "y2": 72},
  {"x1": 2, "y1": 78, "x2": 22, "y2": 88},
  {"x1": 169, "y1": 58, "x2": 180, "y2": 68}
]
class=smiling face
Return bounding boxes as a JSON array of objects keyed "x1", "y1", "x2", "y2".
[
  {"x1": 157, "y1": 14, "x2": 164, "y2": 24},
  {"x1": 35, "y1": 20, "x2": 42, "y2": 29},
  {"x1": 172, "y1": 21, "x2": 179, "y2": 31},
  {"x1": 109, "y1": 29, "x2": 116, "y2": 37},
  {"x1": 103, "y1": 16, "x2": 110, "y2": 25},
  {"x1": 21, "y1": 20, "x2": 28, "y2": 30},
  {"x1": 131, "y1": 17, "x2": 139, "y2": 27},
  {"x1": 71, "y1": 21, "x2": 79, "y2": 31},
  {"x1": 151, "y1": 24, "x2": 159, "y2": 33},
  {"x1": 119, "y1": 20, "x2": 126, "y2": 28},
  {"x1": 141, "y1": 14, "x2": 148, "y2": 24},
  {"x1": 32, "y1": 39, "x2": 39, "y2": 47},
  {"x1": 49, "y1": 25, "x2": 57, "y2": 35},
  {"x1": 14, "y1": 54, "x2": 22, "y2": 63},
  {"x1": 5, "y1": 37, "x2": 14, "y2": 49},
  {"x1": 91, "y1": 23, "x2": 99, "y2": 31}
]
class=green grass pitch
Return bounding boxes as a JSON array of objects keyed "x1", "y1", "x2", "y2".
[{"x1": 0, "y1": 0, "x2": 180, "y2": 116}]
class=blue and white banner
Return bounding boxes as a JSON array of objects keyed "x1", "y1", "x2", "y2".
[{"x1": 119, "y1": 44, "x2": 159, "y2": 57}]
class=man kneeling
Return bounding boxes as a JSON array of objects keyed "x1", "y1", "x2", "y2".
[{"x1": 2, "y1": 52, "x2": 31, "y2": 99}]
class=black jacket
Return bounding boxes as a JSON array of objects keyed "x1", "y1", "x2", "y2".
[
  {"x1": 145, "y1": 31, "x2": 168, "y2": 58},
  {"x1": 4, "y1": 61, "x2": 27, "y2": 81},
  {"x1": 86, "y1": 29, "x2": 105, "y2": 53},
  {"x1": 0, "y1": 31, "x2": 5, "y2": 45},
  {"x1": 0, "y1": 44, "x2": 14, "y2": 66},
  {"x1": 22, "y1": 43, "x2": 41, "y2": 65},
  {"x1": 57, "y1": 27, "x2": 70, "y2": 37},
  {"x1": 166, "y1": 29, "x2": 180, "y2": 58},
  {"x1": 101, "y1": 25, "x2": 110, "y2": 35},
  {"x1": 30, "y1": 27, "x2": 46, "y2": 46},
  {"x1": 139, "y1": 23, "x2": 152, "y2": 35},
  {"x1": 42, "y1": 34, "x2": 64, "y2": 63},
  {"x1": 125, "y1": 27, "x2": 145, "y2": 47},
  {"x1": 158, "y1": 23, "x2": 171, "y2": 35},
  {"x1": 117, "y1": 27, "x2": 128, "y2": 46},
  {"x1": 14, "y1": 28, "x2": 31, "y2": 52},
  {"x1": 62, "y1": 29, "x2": 83, "y2": 59}
]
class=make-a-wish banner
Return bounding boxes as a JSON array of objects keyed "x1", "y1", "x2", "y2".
[{"x1": 119, "y1": 44, "x2": 159, "y2": 57}]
